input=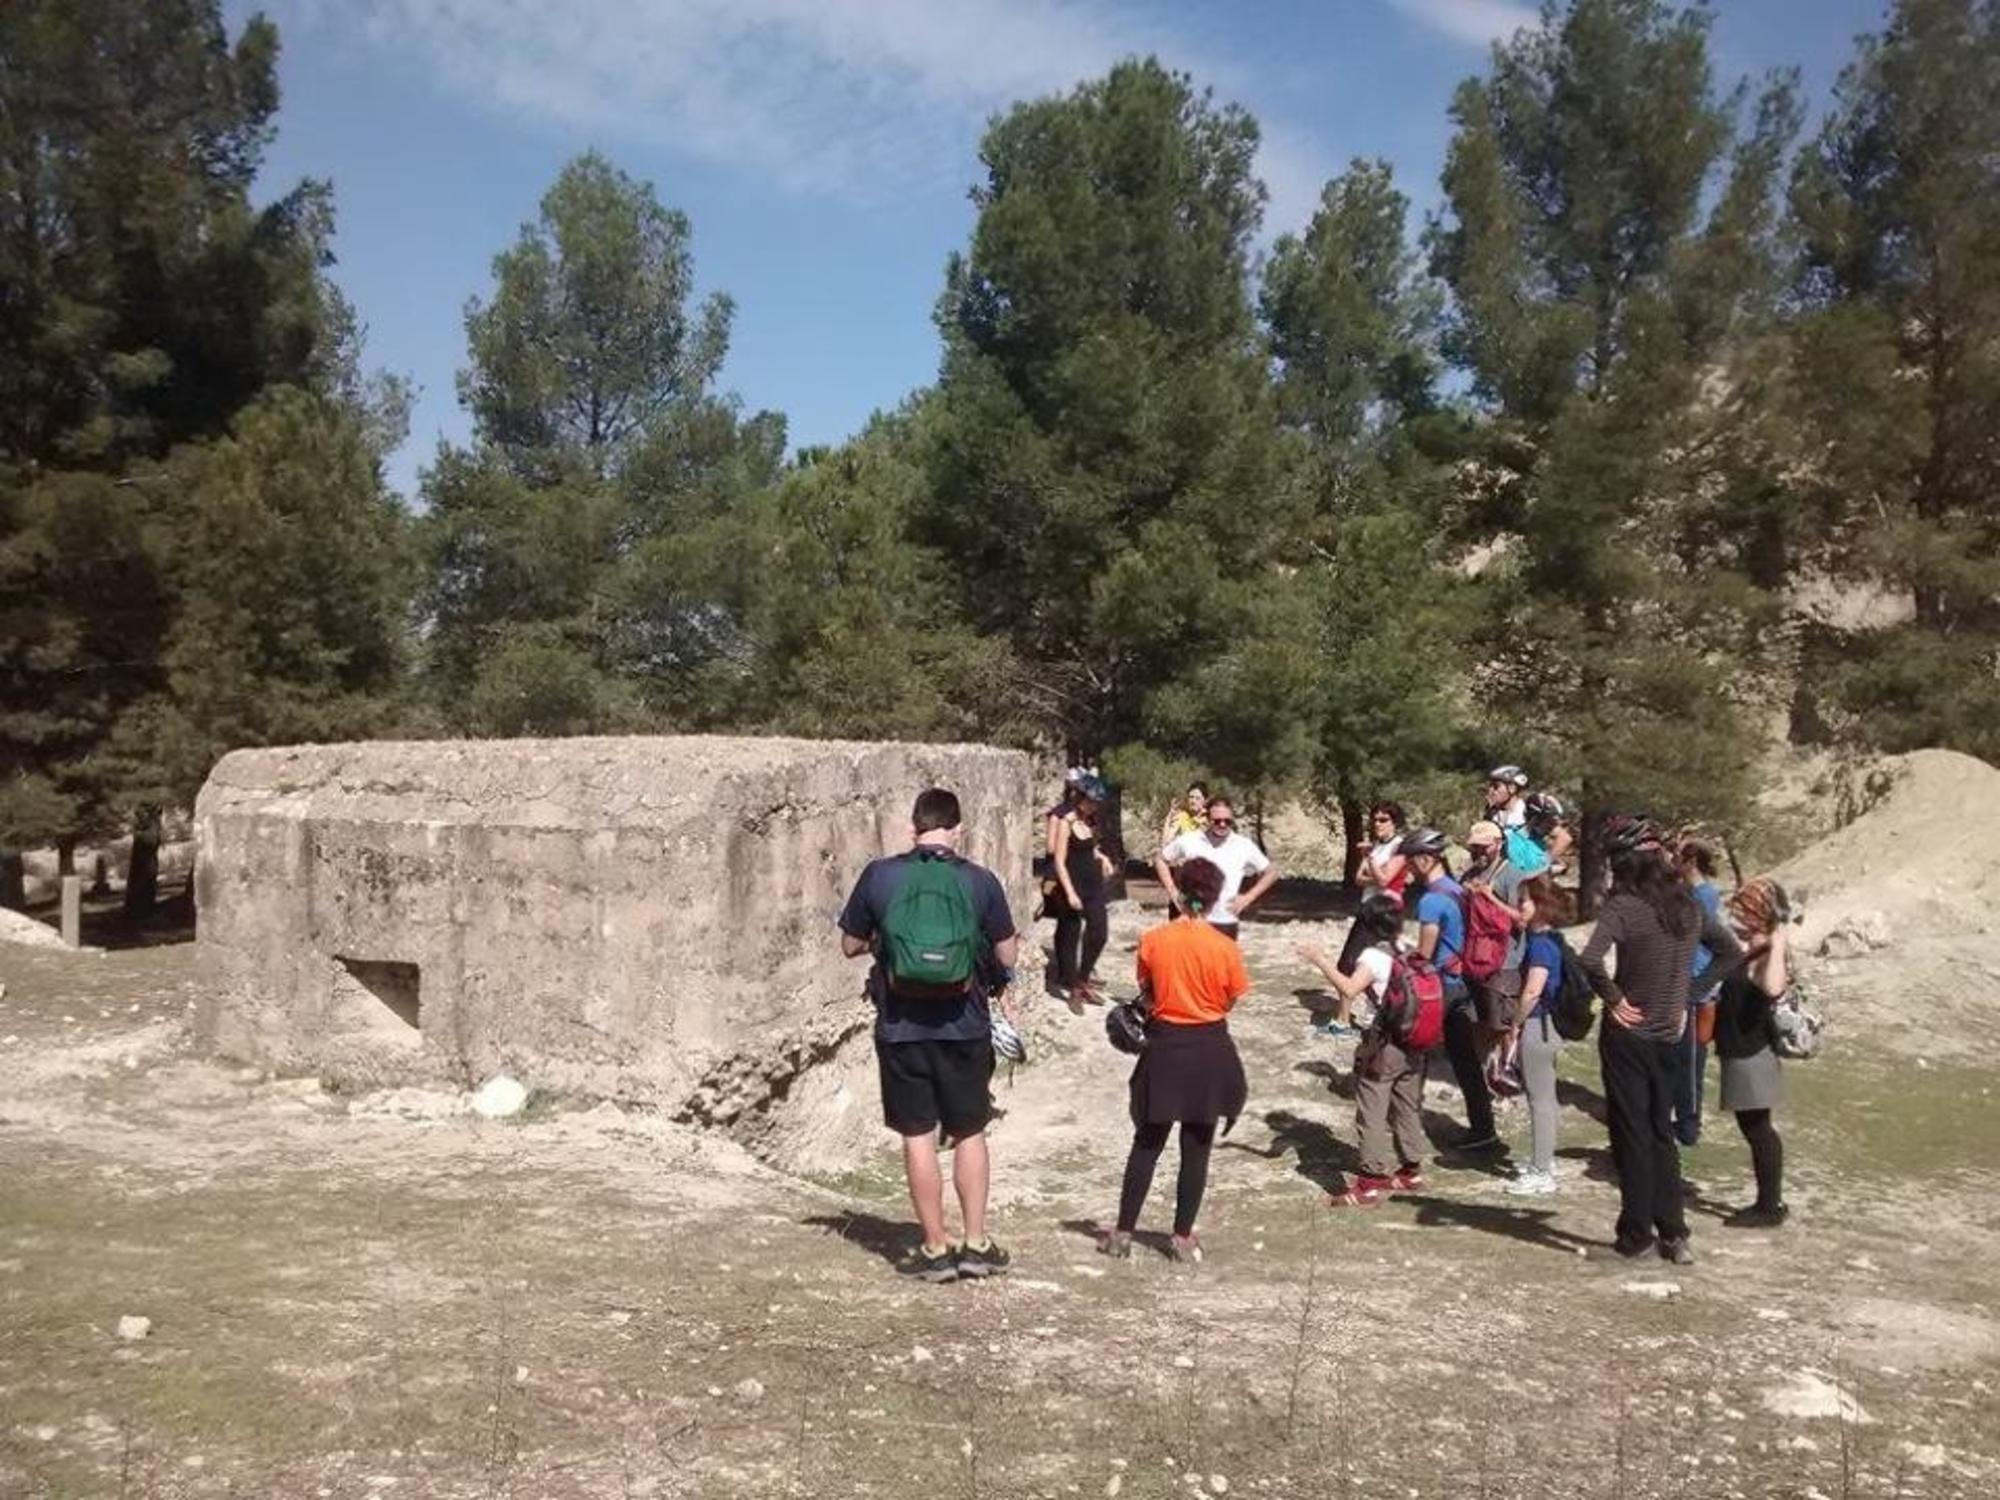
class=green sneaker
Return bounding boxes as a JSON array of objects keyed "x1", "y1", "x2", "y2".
[
  {"x1": 895, "y1": 1242, "x2": 960, "y2": 1283},
  {"x1": 955, "y1": 1238, "x2": 1012, "y2": 1279}
]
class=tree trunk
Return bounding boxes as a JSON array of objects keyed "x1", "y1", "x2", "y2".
[
  {"x1": 1339, "y1": 795, "x2": 1366, "y2": 890},
  {"x1": 1252, "y1": 792, "x2": 1266, "y2": 852},
  {"x1": 1577, "y1": 804, "x2": 1605, "y2": 920},
  {"x1": 123, "y1": 808, "x2": 161, "y2": 918},
  {"x1": 0, "y1": 850, "x2": 24, "y2": 912},
  {"x1": 56, "y1": 835, "x2": 75, "y2": 878}
]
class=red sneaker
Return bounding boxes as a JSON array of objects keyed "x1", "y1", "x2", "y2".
[
  {"x1": 1388, "y1": 1166, "x2": 1426, "y2": 1192},
  {"x1": 1328, "y1": 1176, "x2": 1392, "y2": 1208}
]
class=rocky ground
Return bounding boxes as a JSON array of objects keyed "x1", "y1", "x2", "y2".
[{"x1": 3, "y1": 877, "x2": 1998, "y2": 1499}]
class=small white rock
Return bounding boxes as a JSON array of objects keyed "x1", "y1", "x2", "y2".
[
  {"x1": 911, "y1": 1345, "x2": 934, "y2": 1364},
  {"x1": 1209, "y1": 1476, "x2": 1229, "y2": 1494},
  {"x1": 733, "y1": 1378, "x2": 766, "y2": 1405},
  {"x1": 470, "y1": 1074, "x2": 529, "y2": 1119},
  {"x1": 1106, "y1": 1476, "x2": 1123, "y2": 1497},
  {"x1": 1172, "y1": 1354, "x2": 1195, "y2": 1369},
  {"x1": 116, "y1": 1315, "x2": 152, "y2": 1341}
]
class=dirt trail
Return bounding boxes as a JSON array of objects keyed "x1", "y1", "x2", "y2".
[{"x1": 6, "y1": 886, "x2": 2000, "y2": 1499}]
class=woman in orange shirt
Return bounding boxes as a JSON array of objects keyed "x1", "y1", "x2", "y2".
[{"x1": 1101, "y1": 857, "x2": 1251, "y2": 1264}]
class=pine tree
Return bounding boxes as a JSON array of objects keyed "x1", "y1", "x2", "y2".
[
  {"x1": 1262, "y1": 160, "x2": 1468, "y2": 879},
  {"x1": 0, "y1": 0, "x2": 352, "y2": 906},
  {"x1": 1428, "y1": 0, "x2": 1800, "y2": 903},
  {"x1": 1784, "y1": 0, "x2": 2000, "y2": 759},
  {"x1": 923, "y1": 60, "x2": 1305, "y2": 776},
  {"x1": 419, "y1": 154, "x2": 781, "y2": 734}
]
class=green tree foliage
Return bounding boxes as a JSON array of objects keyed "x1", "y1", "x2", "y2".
[
  {"x1": 1429, "y1": 0, "x2": 1800, "y2": 898},
  {"x1": 923, "y1": 59, "x2": 1305, "y2": 777},
  {"x1": 420, "y1": 154, "x2": 782, "y2": 734},
  {"x1": 134, "y1": 389, "x2": 412, "y2": 804},
  {"x1": 0, "y1": 0, "x2": 378, "y2": 904},
  {"x1": 728, "y1": 412, "x2": 1018, "y2": 742},
  {"x1": 1262, "y1": 160, "x2": 1469, "y2": 876},
  {"x1": 1783, "y1": 0, "x2": 2000, "y2": 759}
]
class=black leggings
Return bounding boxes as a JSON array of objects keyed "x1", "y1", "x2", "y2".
[
  {"x1": 1054, "y1": 902, "x2": 1109, "y2": 988},
  {"x1": 1441, "y1": 1000, "x2": 1495, "y2": 1140},
  {"x1": 1735, "y1": 1108, "x2": 1784, "y2": 1210},
  {"x1": 1117, "y1": 1120, "x2": 1217, "y2": 1237}
]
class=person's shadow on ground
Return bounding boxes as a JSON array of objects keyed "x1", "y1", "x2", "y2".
[
  {"x1": 1556, "y1": 1077, "x2": 1608, "y2": 1125},
  {"x1": 1292, "y1": 1060, "x2": 1492, "y2": 1171},
  {"x1": 1056, "y1": 1218, "x2": 1176, "y2": 1259},
  {"x1": 1396, "y1": 1194, "x2": 1614, "y2": 1257},
  {"x1": 1555, "y1": 1144, "x2": 1617, "y2": 1184},
  {"x1": 801, "y1": 1211, "x2": 923, "y2": 1267},
  {"x1": 1223, "y1": 1108, "x2": 1363, "y2": 1195}
]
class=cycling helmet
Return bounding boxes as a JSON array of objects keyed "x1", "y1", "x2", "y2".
[
  {"x1": 990, "y1": 1013, "x2": 1028, "y2": 1065},
  {"x1": 1399, "y1": 827, "x2": 1449, "y2": 860},
  {"x1": 1488, "y1": 764, "x2": 1530, "y2": 788},
  {"x1": 1525, "y1": 790, "x2": 1565, "y2": 822},
  {"x1": 1599, "y1": 814, "x2": 1665, "y2": 855},
  {"x1": 1075, "y1": 774, "x2": 1111, "y2": 804}
]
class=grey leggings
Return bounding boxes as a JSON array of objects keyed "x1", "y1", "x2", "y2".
[{"x1": 1518, "y1": 1012, "x2": 1562, "y2": 1173}]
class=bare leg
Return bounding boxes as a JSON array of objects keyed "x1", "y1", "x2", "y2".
[
  {"x1": 901, "y1": 1131, "x2": 949, "y2": 1248},
  {"x1": 951, "y1": 1131, "x2": 990, "y2": 1244}
]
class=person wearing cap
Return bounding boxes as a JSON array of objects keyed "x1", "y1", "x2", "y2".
[
  {"x1": 1485, "y1": 765, "x2": 1531, "y2": 830},
  {"x1": 1463, "y1": 817, "x2": 1533, "y2": 1052}
]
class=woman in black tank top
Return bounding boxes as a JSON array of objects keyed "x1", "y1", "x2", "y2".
[{"x1": 1051, "y1": 781, "x2": 1116, "y2": 1004}]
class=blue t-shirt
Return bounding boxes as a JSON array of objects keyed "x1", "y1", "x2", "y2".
[
  {"x1": 1416, "y1": 875, "x2": 1467, "y2": 980},
  {"x1": 1690, "y1": 881, "x2": 1723, "y2": 981},
  {"x1": 1523, "y1": 930, "x2": 1565, "y2": 1020},
  {"x1": 838, "y1": 849, "x2": 1017, "y2": 1045}
]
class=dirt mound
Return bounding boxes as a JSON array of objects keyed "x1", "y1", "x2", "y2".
[{"x1": 1768, "y1": 749, "x2": 2000, "y2": 1057}]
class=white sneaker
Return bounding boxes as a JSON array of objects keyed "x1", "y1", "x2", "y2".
[{"x1": 1503, "y1": 1169, "x2": 1558, "y2": 1198}]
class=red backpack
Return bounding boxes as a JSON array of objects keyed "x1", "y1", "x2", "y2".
[
  {"x1": 1382, "y1": 952, "x2": 1446, "y2": 1052},
  {"x1": 1460, "y1": 887, "x2": 1517, "y2": 983}
]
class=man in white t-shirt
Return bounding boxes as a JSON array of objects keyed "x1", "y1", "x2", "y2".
[
  {"x1": 1153, "y1": 796, "x2": 1277, "y2": 942},
  {"x1": 1485, "y1": 765, "x2": 1530, "y2": 829}
]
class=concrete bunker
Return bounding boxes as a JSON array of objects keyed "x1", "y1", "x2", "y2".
[{"x1": 194, "y1": 736, "x2": 1034, "y2": 1166}]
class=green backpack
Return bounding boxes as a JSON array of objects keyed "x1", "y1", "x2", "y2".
[{"x1": 881, "y1": 856, "x2": 980, "y2": 997}]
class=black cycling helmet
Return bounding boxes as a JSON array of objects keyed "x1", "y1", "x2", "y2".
[
  {"x1": 1400, "y1": 827, "x2": 1449, "y2": 860},
  {"x1": 1524, "y1": 791, "x2": 1565, "y2": 832},
  {"x1": 1599, "y1": 814, "x2": 1665, "y2": 855}
]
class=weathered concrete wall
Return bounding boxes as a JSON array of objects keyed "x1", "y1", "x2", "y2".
[{"x1": 194, "y1": 736, "x2": 1035, "y2": 1165}]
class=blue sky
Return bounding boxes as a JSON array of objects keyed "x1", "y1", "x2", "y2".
[{"x1": 234, "y1": 0, "x2": 1890, "y2": 499}]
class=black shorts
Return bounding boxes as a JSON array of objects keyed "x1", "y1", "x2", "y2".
[{"x1": 876, "y1": 1035, "x2": 995, "y2": 1138}]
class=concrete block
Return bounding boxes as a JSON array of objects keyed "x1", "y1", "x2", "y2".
[{"x1": 193, "y1": 736, "x2": 1035, "y2": 1166}]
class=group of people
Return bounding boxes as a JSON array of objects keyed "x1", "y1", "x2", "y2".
[{"x1": 836, "y1": 768, "x2": 1793, "y2": 1283}]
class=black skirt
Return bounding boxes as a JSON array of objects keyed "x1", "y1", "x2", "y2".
[{"x1": 1129, "y1": 1019, "x2": 1247, "y2": 1127}]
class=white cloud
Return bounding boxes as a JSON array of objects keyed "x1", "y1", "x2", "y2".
[
  {"x1": 1385, "y1": 0, "x2": 1538, "y2": 49},
  {"x1": 290, "y1": 0, "x2": 1337, "y2": 215}
]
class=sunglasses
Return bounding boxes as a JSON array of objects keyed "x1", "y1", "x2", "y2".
[{"x1": 1209, "y1": 817, "x2": 1234, "y2": 828}]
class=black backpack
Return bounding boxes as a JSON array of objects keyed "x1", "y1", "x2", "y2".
[{"x1": 1549, "y1": 934, "x2": 1597, "y2": 1042}]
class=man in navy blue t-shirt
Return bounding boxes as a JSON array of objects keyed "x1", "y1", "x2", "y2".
[{"x1": 839, "y1": 787, "x2": 1019, "y2": 1283}]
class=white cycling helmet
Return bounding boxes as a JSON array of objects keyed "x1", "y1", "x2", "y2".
[
  {"x1": 1488, "y1": 764, "x2": 1530, "y2": 788},
  {"x1": 991, "y1": 1014, "x2": 1028, "y2": 1065}
]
